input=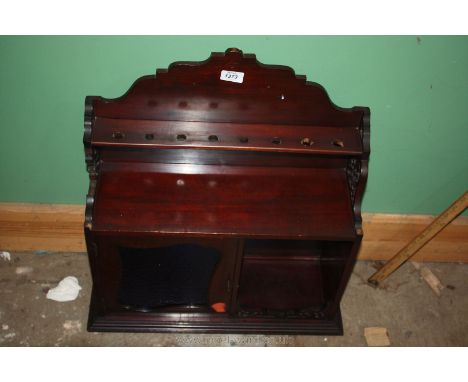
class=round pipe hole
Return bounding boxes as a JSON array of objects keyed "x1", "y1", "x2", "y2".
[
  {"x1": 239, "y1": 136, "x2": 249, "y2": 144},
  {"x1": 332, "y1": 140, "x2": 344, "y2": 148},
  {"x1": 208, "y1": 135, "x2": 219, "y2": 142},
  {"x1": 176, "y1": 134, "x2": 187, "y2": 141},
  {"x1": 145, "y1": 133, "x2": 154, "y2": 140},
  {"x1": 112, "y1": 131, "x2": 124, "y2": 140},
  {"x1": 272, "y1": 137, "x2": 282, "y2": 145},
  {"x1": 301, "y1": 137, "x2": 313, "y2": 146}
]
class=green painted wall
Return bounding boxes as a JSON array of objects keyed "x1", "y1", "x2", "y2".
[{"x1": 1, "y1": 36, "x2": 467, "y2": 214}]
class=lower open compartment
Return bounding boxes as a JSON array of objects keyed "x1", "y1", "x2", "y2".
[
  {"x1": 86, "y1": 232, "x2": 355, "y2": 334},
  {"x1": 236, "y1": 239, "x2": 353, "y2": 319}
]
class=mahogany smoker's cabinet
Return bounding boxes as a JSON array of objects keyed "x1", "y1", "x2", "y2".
[{"x1": 83, "y1": 48, "x2": 370, "y2": 335}]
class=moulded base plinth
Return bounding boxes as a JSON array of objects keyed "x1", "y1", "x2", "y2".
[{"x1": 87, "y1": 291, "x2": 343, "y2": 335}]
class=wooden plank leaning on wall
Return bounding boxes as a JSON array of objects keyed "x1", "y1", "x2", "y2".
[{"x1": 0, "y1": 203, "x2": 467, "y2": 262}]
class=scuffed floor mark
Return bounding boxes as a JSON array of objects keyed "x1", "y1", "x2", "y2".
[
  {"x1": 3, "y1": 332, "x2": 16, "y2": 340},
  {"x1": 371, "y1": 260, "x2": 385, "y2": 271},
  {"x1": 63, "y1": 320, "x2": 82, "y2": 334},
  {"x1": 15, "y1": 266, "x2": 34, "y2": 275},
  {"x1": 56, "y1": 320, "x2": 82, "y2": 345},
  {"x1": 417, "y1": 36, "x2": 422, "y2": 45}
]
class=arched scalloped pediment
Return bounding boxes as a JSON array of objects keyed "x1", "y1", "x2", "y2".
[{"x1": 90, "y1": 48, "x2": 365, "y2": 127}]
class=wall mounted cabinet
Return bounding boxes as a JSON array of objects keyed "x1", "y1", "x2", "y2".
[{"x1": 84, "y1": 48, "x2": 370, "y2": 334}]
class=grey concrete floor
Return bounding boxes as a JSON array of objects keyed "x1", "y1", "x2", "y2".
[{"x1": 0, "y1": 252, "x2": 467, "y2": 346}]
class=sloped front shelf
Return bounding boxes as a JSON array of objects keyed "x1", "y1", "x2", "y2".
[{"x1": 92, "y1": 161, "x2": 356, "y2": 240}]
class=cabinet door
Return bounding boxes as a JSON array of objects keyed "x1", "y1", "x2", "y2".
[{"x1": 88, "y1": 234, "x2": 240, "y2": 314}]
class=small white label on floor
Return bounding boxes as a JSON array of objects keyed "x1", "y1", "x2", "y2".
[{"x1": 220, "y1": 70, "x2": 244, "y2": 83}]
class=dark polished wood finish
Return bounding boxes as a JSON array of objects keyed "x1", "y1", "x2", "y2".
[{"x1": 84, "y1": 48, "x2": 370, "y2": 334}]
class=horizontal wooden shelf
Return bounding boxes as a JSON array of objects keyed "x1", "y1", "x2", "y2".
[{"x1": 91, "y1": 161, "x2": 356, "y2": 240}]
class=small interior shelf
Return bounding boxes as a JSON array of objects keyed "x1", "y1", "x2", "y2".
[{"x1": 237, "y1": 239, "x2": 352, "y2": 315}]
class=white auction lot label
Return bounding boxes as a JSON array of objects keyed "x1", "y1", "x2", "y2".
[{"x1": 220, "y1": 70, "x2": 244, "y2": 83}]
